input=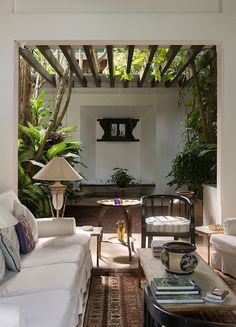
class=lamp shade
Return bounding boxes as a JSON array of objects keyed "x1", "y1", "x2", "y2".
[
  {"x1": 0, "y1": 204, "x2": 18, "y2": 228},
  {"x1": 33, "y1": 157, "x2": 83, "y2": 181}
]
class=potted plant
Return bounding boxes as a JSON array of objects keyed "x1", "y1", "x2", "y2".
[
  {"x1": 111, "y1": 168, "x2": 135, "y2": 188},
  {"x1": 167, "y1": 141, "x2": 214, "y2": 200}
]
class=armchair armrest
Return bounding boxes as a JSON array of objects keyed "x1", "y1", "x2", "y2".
[
  {"x1": 37, "y1": 217, "x2": 76, "y2": 238},
  {"x1": 224, "y1": 218, "x2": 236, "y2": 236}
]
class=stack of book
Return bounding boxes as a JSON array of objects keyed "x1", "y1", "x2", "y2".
[
  {"x1": 204, "y1": 287, "x2": 229, "y2": 303},
  {"x1": 151, "y1": 240, "x2": 166, "y2": 257},
  {"x1": 150, "y1": 276, "x2": 204, "y2": 304}
]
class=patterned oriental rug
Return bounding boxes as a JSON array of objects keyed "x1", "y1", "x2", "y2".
[{"x1": 83, "y1": 268, "x2": 236, "y2": 327}]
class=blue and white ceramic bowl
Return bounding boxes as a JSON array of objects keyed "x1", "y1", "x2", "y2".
[{"x1": 160, "y1": 241, "x2": 198, "y2": 275}]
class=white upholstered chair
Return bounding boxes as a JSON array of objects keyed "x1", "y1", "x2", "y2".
[{"x1": 211, "y1": 218, "x2": 236, "y2": 277}]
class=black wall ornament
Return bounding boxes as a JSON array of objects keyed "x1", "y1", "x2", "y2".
[{"x1": 97, "y1": 118, "x2": 139, "y2": 142}]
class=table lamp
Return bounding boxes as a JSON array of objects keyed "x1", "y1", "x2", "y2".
[{"x1": 33, "y1": 157, "x2": 83, "y2": 218}]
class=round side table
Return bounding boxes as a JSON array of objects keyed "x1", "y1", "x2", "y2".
[{"x1": 97, "y1": 199, "x2": 141, "y2": 261}]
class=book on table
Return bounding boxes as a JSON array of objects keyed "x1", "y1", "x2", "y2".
[
  {"x1": 204, "y1": 287, "x2": 229, "y2": 303},
  {"x1": 152, "y1": 277, "x2": 198, "y2": 290},
  {"x1": 154, "y1": 293, "x2": 205, "y2": 304},
  {"x1": 150, "y1": 281, "x2": 201, "y2": 295}
]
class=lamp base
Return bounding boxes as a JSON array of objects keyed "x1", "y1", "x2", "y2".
[{"x1": 49, "y1": 182, "x2": 66, "y2": 218}]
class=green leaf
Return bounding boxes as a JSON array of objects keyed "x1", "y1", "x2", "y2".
[
  {"x1": 29, "y1": 160, "x2": 45, "y2": 168},
  {"x1": 46, "y1": 142, "x2": 67, "y2": 159},
  {"x1": 58, "y1": 125, "x2": 77, "y2": 133}
]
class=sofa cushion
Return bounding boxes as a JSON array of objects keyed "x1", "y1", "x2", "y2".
[
  {"x1": 13, "y1": 200, "x2": 38, "y2": 242},
  {"x1": 0, "y1": 230, "x2": 21, "y2": 272},
  {"x1": 21, "y1": 243, "x2": 85, "y2": 269},
  {"x1": 15, "y1": 215, "x2": 35, "y2": 254},
  {"x1": 0, "y1": 304, "x2": 26, "y2": 327},
  {"x1": 0, "y1": 263, "x2": 78, "y2": 297},
  {"x1": 0, "y1": 290, "x2": 73, "y2": 327},
  {"x1": 0, "y1": 249, "x2": 5, "y2": 281},
  {"x1": 145, "y1": 216, "x2": 190, "y2": 233},
  {"x1": 37, "y1": 230, "x2": 90, "y2": 249}
]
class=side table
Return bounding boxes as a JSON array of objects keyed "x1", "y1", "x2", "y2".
[
  {"x1": 76, "y1": 226, "x2": 103, "y2": 267},
  {"x1": 195, "y1": 225, "x2": 224, "y2": 264},
  {"x1": 97, "y1": 199, "x2": 141, "y2": 261}
]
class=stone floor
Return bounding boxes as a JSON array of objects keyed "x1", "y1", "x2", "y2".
[{"x1": 90, "y1": 233, "x2": 208, "y2": 269}]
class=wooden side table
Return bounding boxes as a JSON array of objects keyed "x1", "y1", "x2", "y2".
[
  {"x1": 76, "y1": 226, "x2": 103, "y2": 267},
  {"x1": 97, "y1": 199, "x2": 141, "y2": 261},
  {"x1": 195, "y1": 225, "x2": 224, "y2": 264}
]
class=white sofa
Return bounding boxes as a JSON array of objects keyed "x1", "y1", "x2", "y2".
[
  {"x1": 210, "y1": 218, "x2": 236, "y2": 278},
  {"x1": 0, "y1": 191, "x2": 93, "y2": 327}
]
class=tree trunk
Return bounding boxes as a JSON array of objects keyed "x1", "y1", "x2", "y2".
[
  {"x1": 191, "y1": 61, "x2": 209, "y2": 144},
  {"x1": 19, "y1": 58, "x2": 32, "y2": 125},
  {"x1": 34, "y1": 67, "x2": 71, "y2": 162}
]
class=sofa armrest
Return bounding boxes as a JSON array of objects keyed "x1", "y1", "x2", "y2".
[
  {"x1": 0, "y1": 305, "x2": 25, "y2": 327},
  {"x1": 224, "y1": 218, "x2": 236, "y2": 236},
  {"x1": 37, "y1": 217, "x2": 76, "y2": 238}
]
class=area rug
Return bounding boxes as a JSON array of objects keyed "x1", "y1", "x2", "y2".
[
  {"x1": 83, "y1": 268, "x2": 144, "y2": 327},
  {"x1": 83, "y1": 268, "x2": 236, "y2": 327}
]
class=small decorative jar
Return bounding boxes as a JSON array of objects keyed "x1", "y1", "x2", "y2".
[{"x1": 160, "y1": 241, "x2": 198, "y2": 275}]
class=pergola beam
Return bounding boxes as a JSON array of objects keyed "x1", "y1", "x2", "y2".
[
  {"x1": 106, "y1": 45, "x2": 114, "y2": 87},
  {"x1": 19, "y1": 47, "x2": 56, "y2": 86},
  {"x1": 83, "y1": 45, "x2": 101, "y2": 87},
  {"x1": 37, "y1": 46, "x2": 64, "y2": 77},
  {"x1": 60, "y1": 45, "x2": 87, "y2": 87},
  {"x1": 124, "y1": 45, "x2": 135, "y2": 88},
  {"x1": 165, "y1": 45, "x2": 204, "y2": 87},
  {"x1": 138, "y1": 45, "x2": 158, "y2": 87},
  {"x1": 151, "y1": 45, "x2": 182, "y2": 87}
]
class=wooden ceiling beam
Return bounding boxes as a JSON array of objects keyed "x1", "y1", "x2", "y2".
[
  {"x1": 124, "y1": 45, "x2": 135, "y2": 88},
  {"x1": 165, "y1": 45, "x2": 204, "y2": 88},
  {"x1": 37, "y1": 46, "x2": 64, "y2": 77},
  {"x1": 19, "y1": 48, "x2": 56, "y2": 86},
  {"x1": 151, "y1": 45, "x2": 182, "y2": 87},
  {"x1": 138, "y1": 45, "x2": 158, "y2": 87},
  {"x1": 106, "y1": 45, "x2": 114, "y2": 87},
  {"x1": 60, "y1": 45, "x2": 87, "y2": 87},
  {"x1": 83, "y1": 45, "x2": 101, "y2": 87}
]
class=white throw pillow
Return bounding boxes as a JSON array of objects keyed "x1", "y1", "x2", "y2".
[
  {"x1": 0, "y1": 248, "x2": 6, "y2": 281},
  {"x1": 13, "y1": 201, "x2": 38, "y2": 242}
]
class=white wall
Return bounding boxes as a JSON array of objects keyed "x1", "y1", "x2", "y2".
[
  {"x1": 62, "y1": 88, "x2": 184, "y2": 193},
  {"x1": 1, "y1": 0, "x2": 236, "y2": 222}
]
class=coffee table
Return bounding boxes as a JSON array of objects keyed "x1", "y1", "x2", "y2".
[
  {"x1": 97, "y1": 199, "x2": 141, "y2": 261},
  {"x1": 195, "y1": 225, "x2": 224, "y2": 264},
  {"x1": 137, "y1": 248, "x2": 236, "y2": 312}
]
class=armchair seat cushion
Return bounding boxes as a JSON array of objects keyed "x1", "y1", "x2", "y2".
[{"x1": 145, "y1": 216, "x2": 190, "y2": 233}]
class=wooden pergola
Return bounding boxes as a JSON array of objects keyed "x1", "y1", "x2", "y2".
[{"x1": 19, "y1": 44, "x2": 216, "y2": 89}]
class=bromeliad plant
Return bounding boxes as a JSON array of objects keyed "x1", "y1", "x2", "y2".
[{"x1": 18, "y1": 90, "x2": 84, "y2": 217}]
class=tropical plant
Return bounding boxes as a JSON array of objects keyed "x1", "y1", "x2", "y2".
[
  {"x1": 111, "y1": 168, "x2": 135, "y2": 187},
  {"x1": 18, "y1": 91, "x2": 84, "y2": 217},
  {"x1": 167, "y1": 49, "x2": 217, "y2": 198},
  {"x1": 167, "y1": 141, "x2": 214, "y2": 200}
]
